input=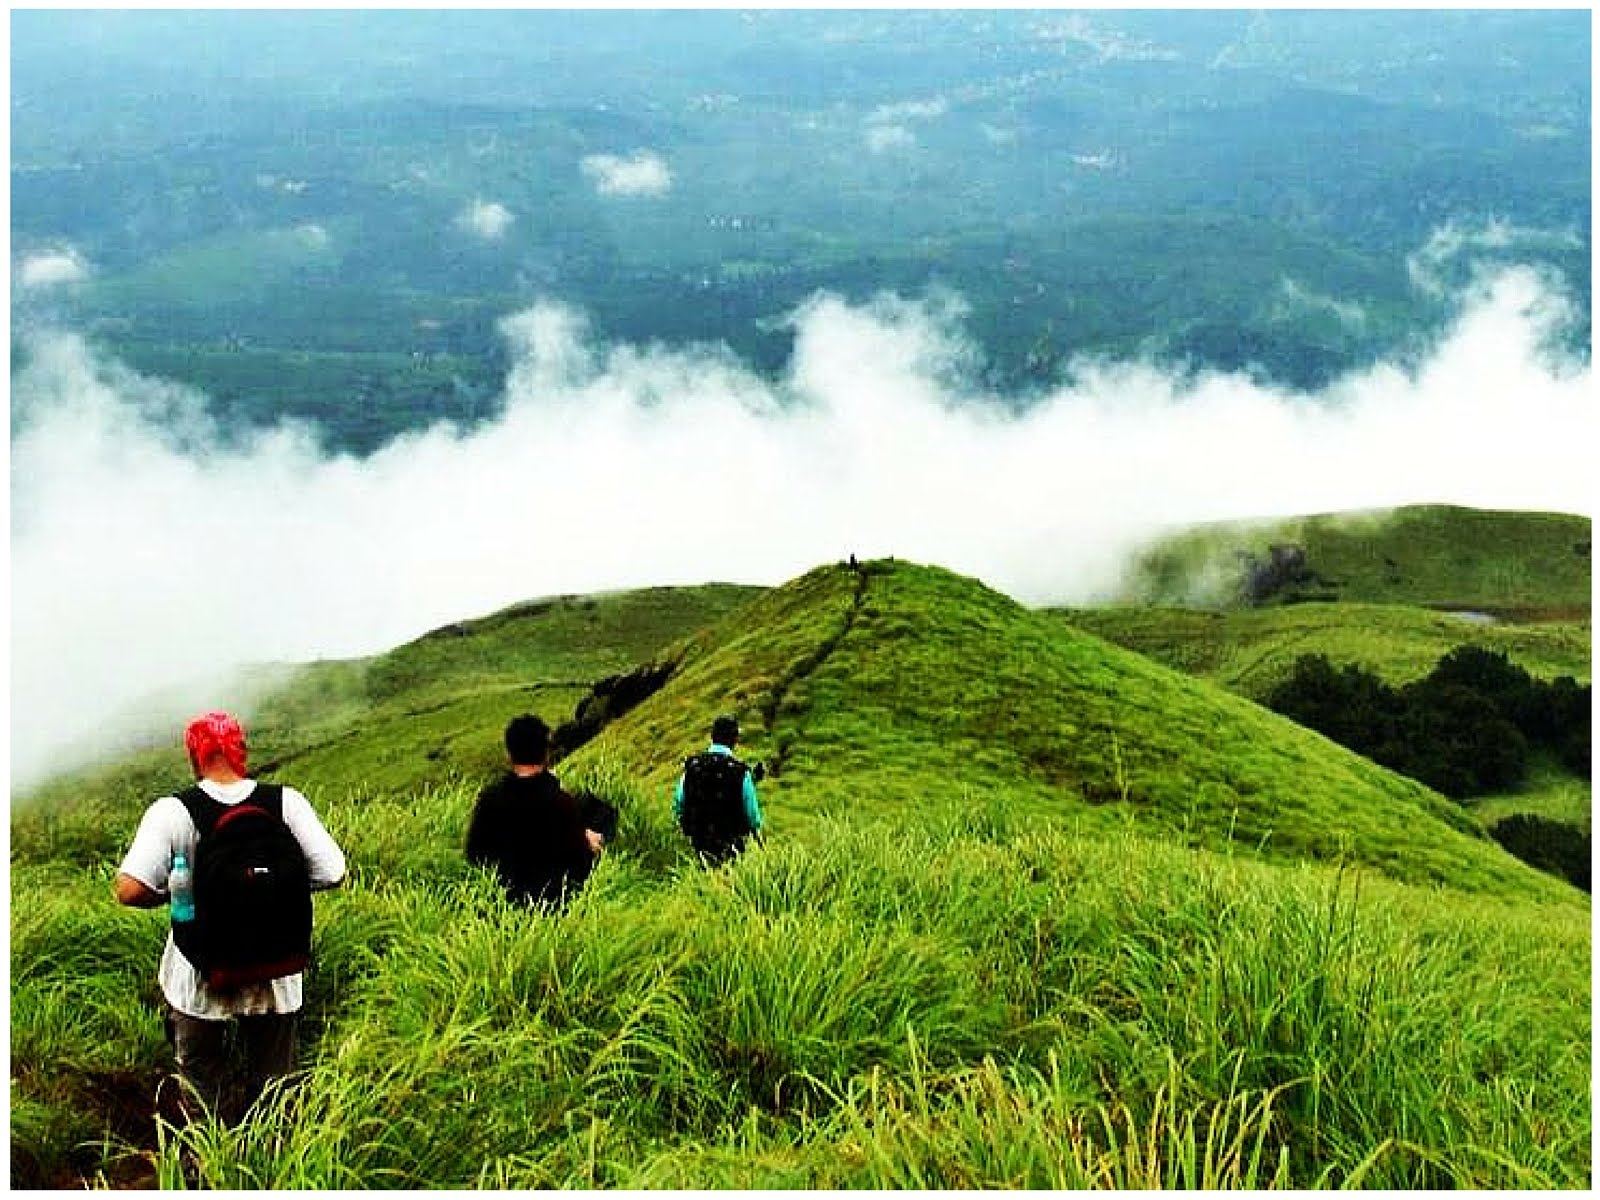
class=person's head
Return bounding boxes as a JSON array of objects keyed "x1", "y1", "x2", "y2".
[
  {"x1": 185, "y1": 711, "x2": 248, "y2": 779},
  {"x1": 711, "y1": 714, "x2": 739, "y2": 748},
  {"x1": 504, "y1": 714, "x2": 551, "y2": 767}
]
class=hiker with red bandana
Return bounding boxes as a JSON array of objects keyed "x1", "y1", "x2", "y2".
[{"x1": 114, "y1": 711, "x2": 345, "y2": 1123}]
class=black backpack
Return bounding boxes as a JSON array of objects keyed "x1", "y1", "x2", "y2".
[
  {"x1": 173, "y1": 784, "x2": 314, "y2": 991},
  {"x1": 679, "y1": 752, "x2": 752, "y2": 862}
]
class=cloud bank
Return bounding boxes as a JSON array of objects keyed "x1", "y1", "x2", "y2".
[
  {"x1": 580, "y1": 151, "x2": 672, "y2": 198},
  {"x1": 9, "y1": 263, "x2": 1592, "y2": 789}
]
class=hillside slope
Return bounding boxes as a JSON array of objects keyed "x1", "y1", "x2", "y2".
[
  {"x1": 566, "y1": 558, "x2": 1573, "y2": 903},
  {"x1": 1054, "y1": 601, "x2": 1591, "y2": 702},
  {"x1": 1119, "y1": 504, "x2": 1591, "y2": 614},
  {"x1": 10, "y1": 583, "x2": 762, "y2": 863},
  {"x1": 248, "y1": 583, "x2": 764, "y2": 795}
]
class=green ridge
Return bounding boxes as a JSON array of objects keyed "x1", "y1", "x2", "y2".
[
  {"x1": 1056, "y1": 601, "x2": 1591, "y2": 702},
  {"x1": 567, "y1": 558, "x2": 1573, "y2": 903},
  {"x1": 1123, "y1": 504, "x2": 1591, "y2": 614}
]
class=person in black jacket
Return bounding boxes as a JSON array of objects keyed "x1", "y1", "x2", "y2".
[{"x1": 466, "y1": 714, "x2": 603, "y2": 908}]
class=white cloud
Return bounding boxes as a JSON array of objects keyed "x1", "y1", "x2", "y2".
[
  {"x1": 866, "y1": 124, "x2": 917, "y2": 154},
  {"x1": 870, "y1": 98, "x2": 948, "y2": 124},
  {"x1": 1407, "y1": 218, "x2": 1583, "y2": 299},
  {"x1": 1274, "y1": 278, "x2": 1367, "y2": 330},
  {"x1": 1070, "y1": 151, "x2": 1119, "y2": 170},
  {"x1": 8, "y1": 261, "x2": 1592, "y2": 790},
  {"x1": 865, "y1": 96, "x2": 947, "y2": 153},
  {"x1": 457, "y1": 199, "x2": 515, "y2": 239},
  {"x1": 580, "y1": 152, "x2": 672, "y2": 198},
  {"x1": 17, "y1": 248, "x2": 90, "y2": 289},
  {"x1": 1036, "y1": 14, "x2": 1179, "y2": 62}
]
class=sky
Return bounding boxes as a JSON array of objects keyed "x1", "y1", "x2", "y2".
[{"x1": 8, "y1": 246, "x2": 1593, "y2": 790}]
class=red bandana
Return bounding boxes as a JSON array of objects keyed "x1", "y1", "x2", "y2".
[{"x1": 184, "y1": 711, "x2": 248, "y2": 777}]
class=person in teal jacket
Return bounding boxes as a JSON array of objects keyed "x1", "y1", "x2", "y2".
[{"x1": 674, "y1": 715, "x2": 763, "y2": 862}]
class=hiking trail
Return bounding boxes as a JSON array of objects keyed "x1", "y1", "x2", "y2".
[{"x1": 761, "y1": 561, "x2": 873, "y2": 778}]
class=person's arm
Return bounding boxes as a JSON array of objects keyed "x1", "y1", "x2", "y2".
[
  {"x1": 281, "y1": 786, "x2": 347, "y2": 890},
  {"x1": 744, "y1": 771, "x2": 764, "y2": 834},
  {"x1": 554, "y1": 790, "x2": 598, "y2": 871},
  {"x1": 465, "y1": 794, "x2": 492, "y2": 866},
  {"x1": 673, "y1": 773, "x2": 686, "y2": 824},
  {"x1": 465, "y1": 786, "x2": 501, "y2": 867},
  {"x1": 114, "y1": 872, "x2": 165, "y2": 908},
  {"x1": 114, "y1": 796, "x2": 184, "y2": 907}
]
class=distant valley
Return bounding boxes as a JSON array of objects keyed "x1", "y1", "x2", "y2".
[{"x1": 11, "y1": 9, "x2": 1591, "y2": 453}]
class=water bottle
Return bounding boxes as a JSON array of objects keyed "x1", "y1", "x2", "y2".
[{"x1": 169, "y1": 851, "x2": 195, "y2": 923}]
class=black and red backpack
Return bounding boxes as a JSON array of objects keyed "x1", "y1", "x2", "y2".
[{"x1": 172, "y1": 784, "x2": 314, "y2": 990}]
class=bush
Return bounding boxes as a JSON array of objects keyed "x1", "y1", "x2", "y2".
[
  {"x1": 1394, "y1": 679, "x2": 1528, "y2": 798},
  {"x1": 1489, "y1": 815, "x2": 1590, "y2": 892},
  {"x1": 1267, "y1": 646, "x2": 1587, "y2": 800},
  {"x1": 1263, "y1": 654, "x2": 1399, "y2": 760}
]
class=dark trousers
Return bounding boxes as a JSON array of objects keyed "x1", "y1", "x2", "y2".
[{"x1": 165, "y1": 1006, "x2": 298, "y2": 1124}]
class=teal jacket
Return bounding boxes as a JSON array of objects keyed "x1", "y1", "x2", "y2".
[{"x1": 673, "y1": 743, "x2": 764, "y2": 833}]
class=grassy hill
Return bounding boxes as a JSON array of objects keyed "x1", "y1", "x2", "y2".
[
  {"x1": 11, "y1": 583, "x2": 760, "y2": 872},
  {"x1": 560, "y1": 558, "x2": 1572, "y2": 903},
  {"x1": 1054, "y1": 601, "x2": 1591, "y2": 703},
  {"x1": 10, "y1": 518, "x2": 1590, "y2": 1189},
  {"x1": 1118, "y1": 504, "x2": 1592, "y2": 616}
]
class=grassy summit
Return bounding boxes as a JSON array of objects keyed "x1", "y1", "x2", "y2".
[{"x1": 565, "y1": 557, "x2": 1570, "y2": 902}]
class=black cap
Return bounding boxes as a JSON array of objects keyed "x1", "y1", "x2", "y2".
[{"x1": 711, "y1": 714, "x2": 740, "y2": 746}]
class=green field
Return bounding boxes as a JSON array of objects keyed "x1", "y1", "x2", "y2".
[
  {"x1": 10, "y1": 507, "x2": 1590, "y2": 1188},
  {"x1": 1115, "y1": 505, "x2": 1592, "y2": 615},
  {"x1": 1056, "y1": 601, "x2": 1591, "y2": 702}
]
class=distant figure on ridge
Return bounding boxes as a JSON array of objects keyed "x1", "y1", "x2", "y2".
[
  {"x1": 114, "y1": 711, "x2": 346, "y2": 1125},
  {"x1": 675, "y1": 714, "x2": 765, "y2": 865},
  {"x1": 466, "y1": 714, "x2": 604, "y2": 909}
]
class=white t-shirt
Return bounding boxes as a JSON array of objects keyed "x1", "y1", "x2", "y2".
[{"x1": 117, "y1": 778, "x2": 347, "y2": 1019}]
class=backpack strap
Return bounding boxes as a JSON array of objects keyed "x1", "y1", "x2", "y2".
[
  {"x1": 247, "y1": 783, "x2": 285, "y2": 820},
  {"x1": 176, "y1": 785, "x2": 223, "y2": 837},
  {"x1": 177, "y1": 782, "x2": 284, "y2": 836}
]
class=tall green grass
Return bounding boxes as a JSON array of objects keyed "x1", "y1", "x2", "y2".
[{"x1": 17, "y1": 781, "x2": 1586, "y2": 1189}]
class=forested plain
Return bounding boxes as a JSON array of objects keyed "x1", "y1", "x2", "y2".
[{"x1": 11, "y1": 9, "x2": 1591, "y2": 455}]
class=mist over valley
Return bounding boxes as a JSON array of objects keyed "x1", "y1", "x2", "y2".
[{"x1": 9, "y1": 8, "x2": 1594, "y2": 787}]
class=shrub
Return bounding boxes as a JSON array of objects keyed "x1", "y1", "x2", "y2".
[
  {"x1": 1395, "y1": 679, "x2": 1528, "y2": 798},
  {"x1": 1266, "y1": 645, "x2": 1588, "y2": 800},
  {"x1": 1489, "y1": 815, "x2": 1591, "y2": 892}
]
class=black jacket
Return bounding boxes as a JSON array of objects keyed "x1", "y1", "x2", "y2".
[{"x1": 465, "y1": 770, "x2": 594, "y2": 907}]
